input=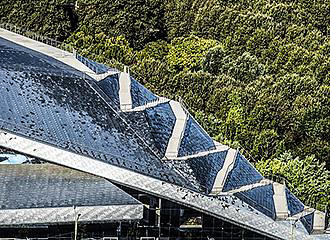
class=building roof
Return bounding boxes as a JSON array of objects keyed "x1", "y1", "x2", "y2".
[
  {"x1": 0, "y1": 163, "x2": 140, "y2": 209},
  {"x1": 0, "y1": 36, "x2": 192, "y2": 189},
  {"x1": 0, "y1": 163, "x2": 143, "y2": 226},
  {"x1": 0, "y1": 26, "x2": 328, "y2": 239}
]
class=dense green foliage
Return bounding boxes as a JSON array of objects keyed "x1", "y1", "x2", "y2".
[
  {"x1": 1, "y1": 0, "x2": 329, "y2": 207},
  {"x1": 0, "y1": 0, "x2": 74, "y2": 40},
  {"x1": 256, "y1": 152, "x2": 329, "y2": 208}
]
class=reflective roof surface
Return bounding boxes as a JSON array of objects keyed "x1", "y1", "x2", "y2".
[
  {"x1": 0, "y1": 31, "x2": 328, "y2": 239},
  {"x1": 0, "y1": 38, "x2": 192, "y2": 188},
  {"x1": 0, "y1": 163, "x2": 141, "y2": 210}
]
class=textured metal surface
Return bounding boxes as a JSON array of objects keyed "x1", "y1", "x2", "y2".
[
  {"x1": 234, "y1": 184, "x2": 276, "y2": 219},
  {"x1": 0, "y1": 204, "x2": 143, "y2": 226},
  {"x1": 130, "y1": 77, "x2": 158, "y2": 108},
  {"x1": 97, "y1": 74, "x2": 121, "y2": 109},
  {"x1": 120, "y1": 110, "x2": 161, "y2": 157},
  {"x1": 0, "y1": 131, "x2": 328, "y2": 240},
  {"x1": 223, "y1": 153, "x2": 264, "y2": 192},
  {"x1": 0, "y1": 32, "x2": 83, "y2": 76},
  {"x1": 178, "y1": 116, "x2": 215, "y2": 157},
  {"x1": 172, "y1": 150, "x2": 228, "y2": 193},
  {"x1": 144, "y1": 103, "x2": 176, "y2": 157},
  {"x1": 301, "y1": 212, "x2": 315, "y2": 234},
  {"x1": 286, "y1": 187, "x2": 305, "y2": 216},
  {"x1": 98, "y1": 76, "x2": 159, "y2": 111},
  {"x1": 0, "y1": 164, "x2": 140, "y2": 210},
  {"x1": 0, "y1": 27, "x2": 117, "y2": 81},
  {"x1": 0, "y1": 37, "x2": 192, "y2": 188},
  {"x1": 0, "y1": 31, "x2": 328, "y2": 239}
]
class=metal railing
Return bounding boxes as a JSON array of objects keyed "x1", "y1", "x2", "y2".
[
  {"x1": 0, "y1": 22, "x2": 171, "y2": 165},
  {"x1": 75, "y1": 53, "x2": 119, "y2": 74},
  {"x1": 130, "y1": 97, "x2": 170, "y2": 111},
  {"x1": 0, "y1": 22, "x2": 74, "y2": 54},
  {"x1": 236, "y1": 144, "x2": 329, "y2": 213},
  {"x1": 0, "y1": 22, "x2": 118, "y2": 75}
]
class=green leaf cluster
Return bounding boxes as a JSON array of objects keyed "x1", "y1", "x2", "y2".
[{"x1": 256, "y1": 152, "x2": 330, "y2": 208}]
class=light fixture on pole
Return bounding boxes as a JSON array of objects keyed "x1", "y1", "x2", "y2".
[{"x1": 73, "y1": 205, "x2": 81, "y2": 240}]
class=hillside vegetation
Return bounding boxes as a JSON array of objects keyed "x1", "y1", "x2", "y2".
[{"x1": 1, "y1": 0, "x2": 329, "y2": 207}]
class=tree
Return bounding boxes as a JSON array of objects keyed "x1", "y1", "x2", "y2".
[
  {"x1": 0, "y1": 0, "x2": 74, "y2": 41},
  {"x1": 167, "y1": 35, "x2": 219, "y2": 72},
  {"x1": 256, "y1": 152, "x2": 330, "y2": 208},
  {"x1": 65, "y1": 29, "x2": 136, "y2": 65},
  {"x1": 74, "y1": 0, "x2": 167, "y2": 49}
]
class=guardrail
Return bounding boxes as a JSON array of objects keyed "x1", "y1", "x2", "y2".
[
  {"x1": 0, "y1": 22, "x2": 75, "y2": 54},
  {"x1": 236, "y1": 144, "x2": 328, "y2": 213},
  {"x1": 0, "y1": 22, "x2": 119, "y2": 75},
  {"x1": 0, "y1": 22, "x2": 170, "y2": 168}
]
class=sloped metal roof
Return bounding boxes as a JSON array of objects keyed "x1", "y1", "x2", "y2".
[
  {"x1": 0, "y1": 164, "x2": 143, "y2": 226},
  {"x1": 1, "y1": 131, "x2": 327, "y2": 239},
  {"x1": 0, "y1": 36, "x2": 193, "y2": 189},
  {"x1": 0, "y1": 164, "x2": 140, "y2": 209},
  {"x1": 0, "y1": 27, "x2": 328, "y2": 239}
]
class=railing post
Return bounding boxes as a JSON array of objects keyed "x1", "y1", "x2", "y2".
[{"x1": 325, "y1": 204, "x2": 329, "y2": 230}]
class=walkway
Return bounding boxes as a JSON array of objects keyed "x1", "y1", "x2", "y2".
[{"x1": 0, "y1": 28, "x2": 117, "y2": 81}]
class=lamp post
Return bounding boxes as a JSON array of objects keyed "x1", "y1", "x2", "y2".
[
  {"x1": 73, "y1": 206, "x2": 81, "y2": 240},
  {"x1": 287, "y1": 217, "x2": 298, "y2": 240}
]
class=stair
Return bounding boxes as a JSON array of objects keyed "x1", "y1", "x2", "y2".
[
  {"x1": 273, "y1": 182, "x2": 289, "y2": 220},
  {"x1": 124, "y1": 97, "x2": 170, "y2": 112},
  {"x1": 211, "y1": 148, "x2": 237, "y2": 194},
  {"x1": 164, "y1": 101, "x2": 188, "y2": 159},
  {"x1": 119, "y1": 66, "x2": 132, "y2": 111}
]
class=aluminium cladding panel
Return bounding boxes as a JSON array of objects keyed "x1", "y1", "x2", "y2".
[
  {"x1": 144, "y1": 103, "x2": 176, "y2": 157},
  {"x1": 0, "y1": 205, "x2": 143, "y2": 226},
  {"x1": 171, "y1": 150, "x2": 228, "y2": 193},
  {"x1": 285, "y1": 188, "x2": 305, "y2": 216},
  {"x1": 178, "y1": 116, "x2": 215, "y2": 157},
  {"x1": 222, "y1": 153, "x2": 264, "y2": 192},
  {"x1": 0, "y1": 132, "x2": 322, "y2": 240},
  {"x1": 97, "y1": 76, "x2": 161, "y2": 156},
  {"x1": 76, "y1": 54, "x2": 109, "y2": 74},
  {"x1": 119, "y1": 110, "x2": 161, "y2": 157},
  {"x1": 0, "y1": 47, "x2": 56, "y2": 71},
  {"x1": 0, "y1": 54, "x2": 190, "y2": 187},
  {"x1": 0, "y1": 164, "x2": 140, "y2": 210},
  {"x1": 130, "y1": 78, "x2": 158, "y2": 109},
  {"x1": 97, "y1": 74, "x2": 121, "y2": 109},
  {"x1": 234, "y1": 184, "x2": 276, "y2": 219},
  {"x1": 0, "y1": 37, "x2": 82, "y2": 76},
  {"x1": 301, "y1": 212, "x2": 314, "y2": 234}
]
